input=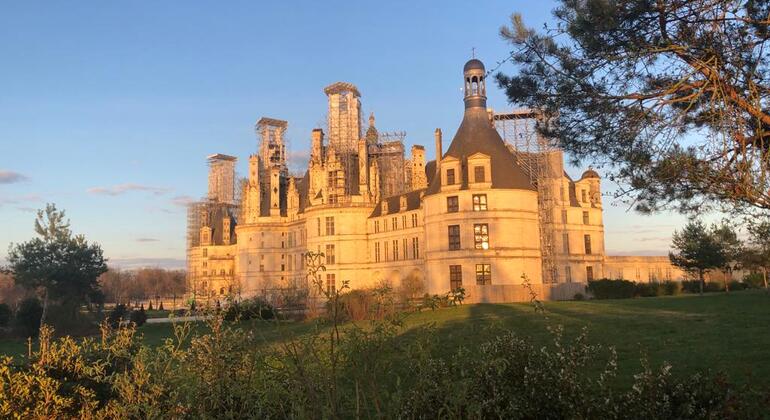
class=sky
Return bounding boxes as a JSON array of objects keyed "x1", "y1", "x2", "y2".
[{"x1": 0, "y1": 1, "x2": 702, "y2": 269}]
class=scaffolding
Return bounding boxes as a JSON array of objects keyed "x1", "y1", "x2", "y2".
[
  {"x1": 371, "y1": 131, "x2": 407, "y2": 199},
  {"x1": 256, "y1": 117, "x2": 288, "y2": 172},
  {"x1": 323, "y1": 82, "x2": 363, "y2": 204},
  {"x1": 493, "y1": 109, "x2": 559, "y2": 284},
  {"x1": 207, "y1": 154, "x2": 237, "y2": 205}
]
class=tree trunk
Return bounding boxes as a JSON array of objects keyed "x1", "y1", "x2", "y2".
[
  {"x1": 764, "y1": 269, "x2": 768, "y2": 291},
  {"x1": 699, "y1": 270, "x2": 705, "y2": 295},
  {"x1": 39, "y1": 288, "x2": 49, "y2": 331}
]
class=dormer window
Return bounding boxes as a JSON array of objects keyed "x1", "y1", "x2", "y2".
[
  {"x1": 474, "y1": 166, "x2": 485, "y2": 183},
  {"x1": 400, "y1": 195, "x2": 407, "y2": 211},
  {"x1": 446, "y1": 168, "x2": 456, "y2": 185}
]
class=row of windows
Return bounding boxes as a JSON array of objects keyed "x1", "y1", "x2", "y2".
[
  {"x1": 444, "y1": 165, "x2": 486, "y2": 186},
  {"x1": 561, "y1": 233, "x2": 594, "y2": 255},
  {"x1": 447, "y1": 223, "x2": 489, "y2": 250},
  {"x1": 374, "y1": 237, "x2": 420, "y2": 262},
  {"x1": 448, "y1": 264, "x2": 492, "y2": 290},
  {"x1": 374, "y1": 213, "x2": 419, "y2": 233},
  {"x1": 446, "y1": 194, "x2": 487, "y2": 213},
  {"x1": 201, "y1": 269, "x2": 234, "y2": 277},
  {"x1": 560, "y1": 210, "x2": 592, "y2": 225}
]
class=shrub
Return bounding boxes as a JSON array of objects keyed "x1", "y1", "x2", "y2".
[
  {"x1": 0, "y1": 303, "x2": 12, "y2": 327},
  {"x1": 15, "y1": 297, "x2": 43, "y2": 337},
  {"x1": 223, "y1": 298, "x2": 275, "y2": 321},
  {"x1": 728, "y1": 280, "x2": 746, "y2": 291},
  {"x1": 129, "y1": 308, "x2": 147, "y2": 327},
  {"x1": 148, "y1": 300, "x2": 154, "y2": 311},
  {"x1": 587, "y1": 279, "x2": 636, "y2": 299},
  {"x1": 743, "y1": 273, "x2": 766, "y2": 289},
  {"x1": 573, "y1": 292, "x2": 585, "y2": 301},
  {"x1": 158, "y1": 301, "x2": 164, "y2": 311},
  {"x1": 663, "y1": 280, "x2": 681, "y2": 296},
  {"x1": 705, "y1": 282, "x2": 724, "y2": 293},
  {"x1": 108, "y1": 304, "x2": 128, "y2": 328}
]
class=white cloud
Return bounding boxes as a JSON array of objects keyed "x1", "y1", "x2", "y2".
[
  {"x1": 0, "y1": 170, "x2": 27, "y2": 184},
  {"x1": 87, "y1": 183, "x2": 172, "y2": 196},
  {"x1": 136, "y1": 237, "x2": 160, "y2": 242}
]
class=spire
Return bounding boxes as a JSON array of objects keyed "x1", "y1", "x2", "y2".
[{"x1": 365, "y1": 112, "x2": 378, "y2": 144}]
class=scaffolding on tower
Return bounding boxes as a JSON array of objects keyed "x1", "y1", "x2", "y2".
[{"x1": 493, "y1": 109, "x2": 559, "y2": 284}]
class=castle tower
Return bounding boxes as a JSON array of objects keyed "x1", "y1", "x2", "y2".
[
  {"x1": 324, "y1": 82, "x2": 362, "y2": 153},
  {"x1": 207, "y1": 154, "x2": 237, "y2": 204},
  {"x1": 256, "y1": 117, "x2": 288, "y2": 173},
  {"x1": 410, "y1": 145, "x2": 427, "y2": 190}
]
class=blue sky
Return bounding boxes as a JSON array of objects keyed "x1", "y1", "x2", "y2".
[{"x1": 0, "y1": 1, "x2": 696, "y2": 268}]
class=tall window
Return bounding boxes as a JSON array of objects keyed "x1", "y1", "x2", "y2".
[
  {"x1": 584, "y1": 234, "x2": 592, "y2": 255},
  {"x1": 447, "y1": 196, "x2": 459, "y2": 212},
  {"x1": 392, "y1": 217, "x2": 397, "y2": 230},
  {"x1": 562, "y1": 233, "x2": 570, "y2": 254},
  {"x1": 412, "y1": 237, "x2": 419, "y2": 259},
  {"x1": 325, "y1": 244, "x2": 335, "y2": 265},
  {"x1": 325, "y1": 217, "x2": 335, "y2": 235},
  {"x1": 374, "y1": 242, "x2": 381, "y2": 262},
  {"x1": 384, "y1": 241, "x2": 389, "y2": 261},
  {"x1": 586, "y1": 266, "x2": 594, "y2": 281},
  {"x1": 581, "y1": 189, "x2": 587, "y2": 203},
  {"x1": 316, "y1": 218, "x2": 321, "y2": 236},
  {"x1": 582, "y1": 211, "x2": 589, "y2": 225},
  {"x1": 474, "y1": 166, "x2": 486, "y2": 183},
  {"x1": 402, "y1": 215, "x2": 407, "y2": 229},
  {"x1": 448, "y1": 225, "x2": 461, "y2": 250},
  {"x1": 202, "y1": 248, "x2": 207, "y2": 257},
  {"x1": 411, "y1": 213, "x2": 418, "y2": 227},
  {"x1": 475, "y1": 264, "x2": 492, "y2": 285},
  {"x1": 474, "y1": 224, "x2": 489, "y2": 250},
  {"x1": 449, "y1": 265, "x2": 463, "y2": 290},
  {"x1": 472, "y1": 194, "x2": 487, "y2": 211},
  {"x1": 403, "y1": 238, "x2": 408, "y2": 260},
  {"x1": 374, "y1": 220, "x2": 379, "y2": 233},
  {"x1": 565, "y1": 266, "x2": 572, "y2": 283},
  {"x1": 561, "y1": 209, "x2": 568, "y2": 224},
  {"x1": 326, "y1": 273, "x2": 336, "y2": 295},
  {"x1": 446, "y1": 168, "x2": 456, "y2": 185},
  {"x1": 393, "y1": 240, "x2": 399, "y2": 260}
]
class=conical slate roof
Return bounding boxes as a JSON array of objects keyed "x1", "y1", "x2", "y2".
[{"x1": 426, "y1": 104, "x2": 534, "y2": 194}]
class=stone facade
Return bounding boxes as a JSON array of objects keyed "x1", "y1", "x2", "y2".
[{"x1": 187, "y1": 59, "x2": 689, "y2": 303}]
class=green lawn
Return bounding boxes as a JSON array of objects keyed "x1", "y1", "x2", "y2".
[{"x1": 2, "y1": 290, "x2": 769, "y2": 387}]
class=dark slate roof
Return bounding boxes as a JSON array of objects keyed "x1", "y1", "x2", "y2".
[
  {"x1": 369, "y1": 189, "x2": 424, "y2": 218},
  {"x1": 297, "y1": 171, "x2": 310, "y2": 213},
  {"x1": 425, "y1": 107, "x2": 535, "y2": 195},
  {"x1": 425, "y1": 160, "x2": 436, "y2": 186}
]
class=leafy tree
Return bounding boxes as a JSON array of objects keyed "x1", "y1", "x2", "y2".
[
  {"x1": 711, "y1": 221, "x2": 743, "y2": 291},
  {"x1": 669, "y1": 220, "x2": 726, "y2": 294},
  {"x1": 5, "y1": 204, "x2": 108, "y2": 329},
  {"x1": 497, "y1": 0, "x2": 770, "y2": 214},
  {"x1": 741, "y1": 219, "x2": 770, "y2": 289}
]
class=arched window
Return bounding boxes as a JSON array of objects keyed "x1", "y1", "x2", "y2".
[
  {"x1": 219, "y1": 287, "x2": 225, "y2": 295},
  {"x1": 471, "y1": 76, "x2": 479, "y2": 95}
]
